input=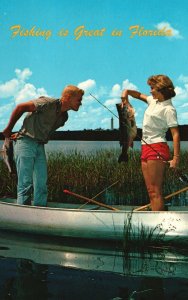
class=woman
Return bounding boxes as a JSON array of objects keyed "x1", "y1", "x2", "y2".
[{"x1": 121, "y1": 75, "x2": 180, "y2": 211}]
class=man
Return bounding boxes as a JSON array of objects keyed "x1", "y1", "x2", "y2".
[{"x1": 3, "y1": 85, "x2": 84, "y2": 206}]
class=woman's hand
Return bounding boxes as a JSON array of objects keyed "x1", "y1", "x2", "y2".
[
  {"x1": 121, "y1": 89, "x2": 129, "y2": 98},
  {"x1": 121, "y1": 89, "x2": 129, "y2": 107},
  {"x1": 168, "y1": 156, "x2": 180, "y2": 168}
]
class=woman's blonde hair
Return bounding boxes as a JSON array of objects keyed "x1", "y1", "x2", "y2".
[{"x1": 147, "y1": 75, "x2": 176, "y2": 99}]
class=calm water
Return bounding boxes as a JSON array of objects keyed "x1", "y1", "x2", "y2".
[
  {"x1": 45, "y1": 141, "x2": 188, "y2": 154},
  {"x1": 0, "y1": 231, "x2": 188, "y2": 300},
  {"x1": 0, "y1": 140, "x2": 187, "y2": 154}
]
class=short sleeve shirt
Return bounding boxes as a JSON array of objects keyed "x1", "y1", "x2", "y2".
[
  {"x1": 19, "y1": 97, "x2": 68, "y2": 143},
  {"x1": 142, "y1": 96, "x2": 178, "y2": 144}
]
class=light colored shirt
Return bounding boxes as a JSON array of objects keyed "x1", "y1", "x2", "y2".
[
  {"x1": 142, "y1": 96, "x2": 178, "y2": 144},
  {"x1": 19, "y1": 97, "x2": 68, "y2": 143}
]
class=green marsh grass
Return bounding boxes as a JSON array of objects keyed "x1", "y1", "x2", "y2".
[
  {"x1": 122, "y1": 211, "x2": 181, "y2": 252},
  {"x1": 0, "y1": 149, "x2": 188, "y2": 205}
]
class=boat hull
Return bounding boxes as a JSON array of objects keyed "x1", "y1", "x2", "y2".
[{"x1": 0, "y1": 200, "x2": 188, "y2": 242}]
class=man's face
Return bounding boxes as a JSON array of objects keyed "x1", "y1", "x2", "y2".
[{"x1": 70, "y1": 92, "x2": 83, "y2": 111}]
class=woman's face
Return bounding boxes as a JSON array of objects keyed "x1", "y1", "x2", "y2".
[{"x1": 150, "y1": 86, "x2": 164, "y2": 101}]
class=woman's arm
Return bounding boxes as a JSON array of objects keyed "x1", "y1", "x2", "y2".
[
  {"x1": 169, "y1": 127, "x2": 180, "y2": 168},
  {"x1": 121, "y1": 89, "x2": 148, "y2": 105}
]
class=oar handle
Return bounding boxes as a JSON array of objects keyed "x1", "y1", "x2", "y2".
[{"x1": 63, "y1": 190, "x2": 119, "y2": 211}]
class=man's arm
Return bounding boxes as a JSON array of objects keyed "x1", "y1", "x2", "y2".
[
  {"x1": 121, "y1": 89, "x2": 148, "y2": 104},
  {"x1": 3, "y1": 101, "x2": 36, "y2": 138}
]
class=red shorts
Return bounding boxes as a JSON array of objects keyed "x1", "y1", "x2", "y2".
[{"x1": 141, "y1": 143, "x2": 170, "y2": 161}]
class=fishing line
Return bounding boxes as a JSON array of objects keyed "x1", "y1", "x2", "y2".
[
  {"x1": 90, "y1": 93, "x2": 188, "y2": 183},
  {"x1": 90, "y1": 93, "x2": 162, "y2": 157},
  {"x1": 90, "y1": 93, "x2": 119, "y2": 119}
]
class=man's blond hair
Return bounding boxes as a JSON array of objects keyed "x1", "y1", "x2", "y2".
[{"x1": 62, "y1": 85, "x2": 84, "y2": 97}]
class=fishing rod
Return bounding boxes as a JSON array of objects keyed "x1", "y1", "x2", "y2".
[
  {"x1": 78, "y1": 180, "x2": 119, "y2": 209},
  {"x1": 90, "y1": 94, "x2": 119, "y2": 119},
  {"x1": 90, "y1": 93, "x2": 188, "y2": 184},
  {"x1": 90, "y1": 93, "x2": 164, "y2": 151}
]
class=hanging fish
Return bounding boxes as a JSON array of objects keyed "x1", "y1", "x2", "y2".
[
  {"x1": 116, "y1": 102, "x2": 137, "y2": 163},
  {"x1": 0, "y1": 138, "x2": 16, "y2": 174}
]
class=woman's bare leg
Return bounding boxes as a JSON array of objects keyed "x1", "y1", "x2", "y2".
[{"x1": 141, "y1": 160, "x2": 166, "y2": 211}]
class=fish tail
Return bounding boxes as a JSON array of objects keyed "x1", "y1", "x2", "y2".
[
  {"x1": 118, "y1": 150, "x2": 129, "y2": 163},
  {"x1": 118, "y1": 154, "x2": 128, "y2": 163}
]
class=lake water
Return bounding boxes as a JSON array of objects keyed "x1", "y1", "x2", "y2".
[
  {"x1": 0, "y1": 231, "x2": 188, "y2": 299},
  {"x1": 45, "y1": 141, "x2": 188, "y2": 154},
  {"x1": 1, "y1": 140, "x2": 187, "y2": 154}
]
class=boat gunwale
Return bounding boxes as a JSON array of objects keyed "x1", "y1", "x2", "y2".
[{"x1": 0, "y1": 199, "x2": 188, "y2": 214}]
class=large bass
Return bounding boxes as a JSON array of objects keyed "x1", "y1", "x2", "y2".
[{"x1": 116, "y1": 102, "x2": 137, "y2": 163}]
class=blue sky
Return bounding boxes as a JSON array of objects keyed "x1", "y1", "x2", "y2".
[{"x1": 0, "y1": 0, "x2": 188, "y2": 132}]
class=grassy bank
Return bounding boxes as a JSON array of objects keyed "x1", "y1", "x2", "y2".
[{"x1": 0, "y1": 149, "x2": 188, "y2": 205}]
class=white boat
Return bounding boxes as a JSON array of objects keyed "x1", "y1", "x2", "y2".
[{"x1": 0, "y1": 198, "x2": 188, "y2": 243}]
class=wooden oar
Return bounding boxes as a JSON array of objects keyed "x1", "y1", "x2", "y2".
[
  {"x1": 63, "y1": 189, "x2": 119, "y2": 211},
  {"x1": 78, "y1": 180, "x2": 119, "y2": 209},
  {"x1": 92, "y1": 180, "x2": 119, "y2": 200},
  {"x1": 134, "y1": 186, "x2": 188, "y2": 211}
]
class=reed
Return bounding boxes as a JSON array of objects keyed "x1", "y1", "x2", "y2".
[
  {"x1": 0, "y1": 149, "x2": 188, "y2": 205},
  {"x1": 122, "y1": 211, "x2": 187, "y2": 257}
]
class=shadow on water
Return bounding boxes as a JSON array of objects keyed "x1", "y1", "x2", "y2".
[
  {"x1": 0, "y1": 231, "x2": 188, "y2": 299},
  {"x1": 1, "y1": 259, "x2": 48, "y2": 300}
]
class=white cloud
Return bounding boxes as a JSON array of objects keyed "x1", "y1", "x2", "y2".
[
  {"x1": 110, "y1": 84, "x2": 121, "y2": 97},
  {"x1": 122, "y1": 79, "x2": 138, "y2": 90},
  {"x1": 104, "y1": 98, "x2": 119, "y2": 107},
  {"x1": 78, "y1": 79, "x2": 96, "y2": 92},
  {"x1": 175, "y1": 86, "x2": 188, "y2": 100},
  {"x1": 0, "y1": 68, "x2": 34, "y2": 99},
  {"x1": 174, "y1": 74, "x2": 188, "y2": 103},
  {"x1": 0, "y1": 79, "x2": 20, "y2": 98},
  {"x1": 15, "y1": 83, "x2": 47, "y2": 104},
  {"x1": 0, "y1": 68, "x2": 49, "y2": 131},
  {"x1": 155, "y1": 22, "x2": 183, "y2": 39},
  {"x1": 15, "y1": 68, "x2": 32, "y2": 81},
  {"x1": 0, "y1": 68, "x2": 48, "y2": 104},
  {"x1": 109, "y1": 80, "x2": 138, "y2": 99},
  {"x1": 178, "y1": 75, "x2": 188, "y2": 83},
  {"x1": 0, "y1": 103, "x2": 14, "y2": 118},
  {"x1": 97, "y1": 86, "x2": 108, "y2": 97}
]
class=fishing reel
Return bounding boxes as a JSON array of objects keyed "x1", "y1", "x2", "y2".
[{"x1": 178, "y1": 173, "x2": 188, "y2": 184}]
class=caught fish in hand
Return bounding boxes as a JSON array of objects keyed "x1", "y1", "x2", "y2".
[
  {"x1": 116, "y1": 102, "x2": 137, "y2": 163},
  {"x1": 0, "y1": 138, "x2": 16, "y2": 174}
]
